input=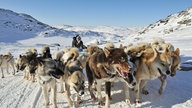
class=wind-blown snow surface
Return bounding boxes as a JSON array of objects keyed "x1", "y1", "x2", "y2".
[{"x1": 1, "y1": 7, "x2": 192, "y2": 108}]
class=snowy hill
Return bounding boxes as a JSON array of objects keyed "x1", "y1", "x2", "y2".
[
  {"x1": 138, "y1": 7, "x2": 192, "y2": 36},
  {"x1": 0, "y1": 8, "x2": 54, "y2": 42},
  {"x1": 0, "y1": 8, "x2": 137, "y2": 45},
  {"x1": 124, "y1": 6, "x2": 192, "y2": 57},
  {"x1": 55, "y1": 25, "x2": 141, "y2": 36}
]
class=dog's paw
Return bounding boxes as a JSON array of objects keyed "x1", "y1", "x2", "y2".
[
  {"x1": 91, "y1": 95, "x2": 96, "y2": 101},
  {"x1": 131, "y1": 88, "x2": 134, "y2": 91},
  {"x1": 135, "y1": 99, "x2": 142, "y2": 104},
  {"x1": 52, "y1": 104, "x2": 57, "y2": 108},
  {"x1": 159, "y1": 89, "x2": 163, "y2": 95},
  {"x1": 125, "y1": 99, "x2": 131, "y2": 104},
  {"x1": 60, "y1": 90, "x2": 65, "y2": 93},
  {"x1": 76, "y1": 99, "x2": 83, "y2": 105},
  {"x1": 98, "y1": 101, "x2": 105, "y2": 106},
  {"x1": 109, "y1": 96, "x2": 112, "y2": 100},
  {"x1": 142, "y1": 89, "x2": 149, "y2": 95},
  {"x1": 43, "y1": 102, "x2": 49, "y2": 106}
]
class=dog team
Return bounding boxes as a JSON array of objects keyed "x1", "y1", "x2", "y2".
[{"x1": 0, "y1": 38, "x2": 181, "y2": 108}]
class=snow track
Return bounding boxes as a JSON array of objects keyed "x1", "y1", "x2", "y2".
[
  {"x1": 0, "y1": 72, "x2": 40, "y2": 108},
  {"x1": 1, "y1": 69, "x2": 192, "y2": 108}
]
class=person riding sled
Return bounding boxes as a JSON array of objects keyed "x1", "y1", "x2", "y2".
[{"x1": 72, "y1": 35, "x2": 87, "y2": 51}]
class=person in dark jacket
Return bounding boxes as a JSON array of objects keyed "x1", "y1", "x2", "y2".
[
  {"x1": 76, "y1": 36, "x2": 84, "y2": 48},
  {"x1": 72, "y1": 35, "x2": 87, "y2": 50},
  {"x1": 72, "y1": 36, "x2": 77, "y2": 47}
]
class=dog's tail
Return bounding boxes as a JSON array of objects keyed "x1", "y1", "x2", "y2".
[{"x1": 86, "y1": 61, "x2": 94, "y2": 85}]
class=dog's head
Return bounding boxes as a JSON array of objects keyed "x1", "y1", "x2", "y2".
[
  {"x1": 36, "y1": 58, "x2": 57, "y2": 76},
  {"x1": 68, "y1": 71, "x2": 85, "y2": 96},
  {"x1": 87, "y1": 45, "x2": 103, "y2": 55},
  {"x1": 62, "y1": 47, "x2": 79, "y2": 64},
  {"x1": 16, "y1": 55, "x2": 28, "y2": 72},
  {"x1": 41, "y1": 46, "x2": 52, "y2": 59},
  {"x1": 159, "y1": 48, "x2": 173, "y2": 75},
  {"x1": 104, "y1": 47, "x2": 136, "y2": 88},
  {"x1": 28, "y1": 59, "x2": 38, "y2": 74},
  {"x1": 153, "y1": 48, "x2": 173, "y2": 80},
  {"x1": 170, "y1": 48, "x2": 181, "y2": 77},
  {"x1": 104, "y1": 47, "x2": 131, "y2": 76}
]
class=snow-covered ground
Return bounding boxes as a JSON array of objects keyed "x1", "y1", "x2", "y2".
[
  {"x1": 0, "y1": 26, "x2": 192, "y2": 108},
  {"x1": 0, "y1": 7, "x2": 192, "y2": 108}
]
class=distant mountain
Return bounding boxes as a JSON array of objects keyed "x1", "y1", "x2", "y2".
[
  {"x1": 0, "y1": 8, "x2": 137, "y2": 44},
  {"x1": 138, "y1": 7, "x2": 192, "y2": 35},
  {"x1": 55, "y1": 25, "x2": 139, "y2": 37},
  {"x1": 0, "y1": 8, "x2": 54, "y2": 42}
]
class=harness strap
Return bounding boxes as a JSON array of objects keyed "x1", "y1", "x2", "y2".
[
  {"x1": 103, "y1": 64, "x2": 117, "y2": 78},
  {"x1": 39, "y1": 76, "x2": 53, "y2": 85},
  {"x1": 7, "y1": 56, "x2": 13, "y2": 62}
]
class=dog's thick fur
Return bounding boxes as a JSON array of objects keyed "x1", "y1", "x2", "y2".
[
  {"x1": 36, "y1": 58, "x2": 64, "y2": 108},
  {"x1": 62, "y1": 60, "x2": 85, "y2": 107},
  {"x1": 104, "y1": 42, "x2": 115, "y2": 49},
  {"x1": 52, "y1": 50, "x2": 64, "y2": 61},
  {"x1": 132, "y1": 46, "x2": 173, "y2": 103},
  {"x1": 41, "y1": 45, "x2": 52, "y2": 58},
  {"x1": 86, "y1": 46, "x2": 136, "y2": 107},
  {"x1": 16, "y1": 48, "x2": 38, "y2": 82},
  {"x1": 87, "y1": 45, "x2": 103, "y2": 55},
  {"x1": 61, "y1": 47, "x2": 79, "y2": 64},
  {"x1": 124, "y1": 39, "x2": 181, "y2": 103},
  {"x1": 151, "y1": 39, "x2": 181, "y2": 76},
  {"x1": 170, "y1": 48, "x2": 181, "y2": 76},
  {"x1": 0, "y1": 52, "x2": 15, "y2": 78}
]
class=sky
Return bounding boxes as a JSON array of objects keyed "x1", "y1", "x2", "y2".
[{"x1": 0, "y1": 0, "x2": 192, "y2": 27}]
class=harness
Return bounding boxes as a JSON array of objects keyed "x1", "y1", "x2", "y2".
[
  {"x1": 7, "y1": 56, "x2": 13, "y2": 62},
  {"x1": 103, "y1": 65, "x2": 116, "y2": 77},
  {"x1": 66, "y1": 60, "x2": 83, "y2": 75},
  {"x1": 38, "y1": 75, "x2": 53, "y2": 85}
]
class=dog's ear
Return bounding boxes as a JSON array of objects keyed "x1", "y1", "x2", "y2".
[
  {"x1": 175, "y1": 48, "x2": 180, "y2": 56},
  {"x1": 165, "y1": 47, "x2": 169, "y2": 53},
  {"x1": 165, "y1": 47, "x2": 172, "y2": 55},
  {"x1": 146, "y1": 48, "x2": 158, "y2": 64},
  {"x1": 104, "y1": 47, "x2": 110, "y2": 58}
]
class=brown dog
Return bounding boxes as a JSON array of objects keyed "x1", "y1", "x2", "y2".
[
  {"x1": 170, "y1": 48, "x2": 181, "y2": 76},
  {"x1": 62, "y1": 60, "x2": 85, "y2": 107},
  {"x1": 133, "y1": 47, "x2": 172, "y2": 103},
  {"x1": 86, "y1": 47, "x2": 136, "y2": 108}
]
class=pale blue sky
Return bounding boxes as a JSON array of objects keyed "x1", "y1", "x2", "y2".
[{"x1": 0, "y1": 0, "x2": 191, "y2": 27}]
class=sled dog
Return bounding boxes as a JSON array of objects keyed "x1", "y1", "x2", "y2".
[
  {"x1": 86, "y1": 47, "x2": 136, "y2": 108},
  {"x1": 0, "y1": 52, "x2": 15, "y2": 78},
  {"x1": 151, "y1": 40, "x2": 181, "y2": 77},
  {"x1": 16, "y1": 48, "x2": 38, "y2": 82},
  {"x1": 41, "y1": 45, "x2": 52, "y2": 58},
  {"x1": 36, "y1": 58, "x2": 64, "y2": 108},
  {"x1": 133, "y1": 47, "x2": 172, "y2": 103},
  {"x1": 170, "y1": 48, "x2": 181, "y2": 76},
  {"x1": 62, "y1": 60, "x2": 85, "y2": 107}
]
